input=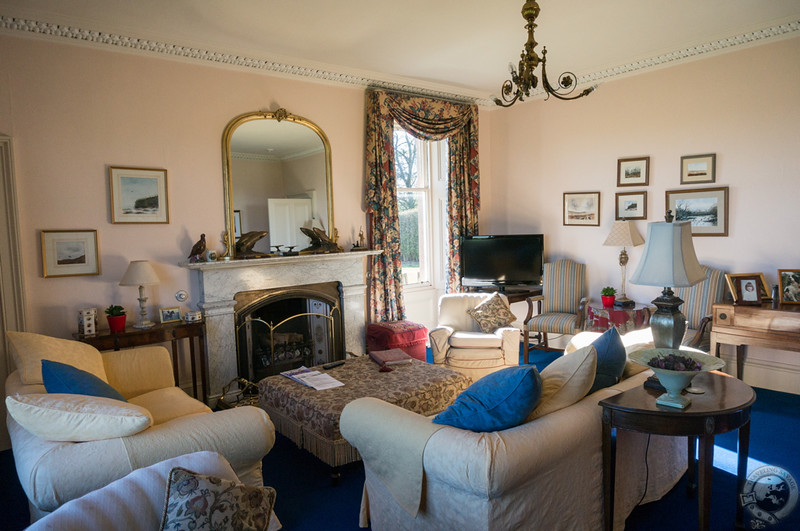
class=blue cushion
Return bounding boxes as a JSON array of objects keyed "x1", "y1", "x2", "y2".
[
  {"x1": 42, "y1": 360, "x2": 127, "y2": 402},
  {"x1": 432, "y1": 366, "x2": 542, "y2": 432},
  {"x1": 587, "y1": 327, "x2": 627, "y2": 394}
]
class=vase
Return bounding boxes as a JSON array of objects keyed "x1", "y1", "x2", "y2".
[
  {"x1": 107, "y1": 314, "x2": 126, "y2": 333},
  {"x1": 601, "y1": 295, "x2": 615, "y2": 308}
]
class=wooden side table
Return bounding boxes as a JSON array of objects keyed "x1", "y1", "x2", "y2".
[
  {"x1": 585, "y1": 301, "x2": 651, "y2": 334},
  {"x1": 600, "y1": 372, "x2": 755, "y2": 530},
  {"x1": 74, "y1": 321, "x2": 208, "y2": 403}
]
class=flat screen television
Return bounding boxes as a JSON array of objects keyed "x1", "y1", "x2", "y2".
[{"x1": 460, "y1": 234, "x2": 544, "y2": 289}]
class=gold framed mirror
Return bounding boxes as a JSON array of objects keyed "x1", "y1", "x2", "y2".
[{"x1": 222, "y1": 108, "x2": 333, "y2": 258}]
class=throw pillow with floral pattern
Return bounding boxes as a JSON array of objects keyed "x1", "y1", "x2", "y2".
[{"x1": 466, "y1": 293, "x2": 517, "y2": 333}]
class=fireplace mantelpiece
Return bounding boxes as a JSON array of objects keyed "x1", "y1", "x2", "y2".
[{"x1": 184, "y1": 250, "x2": 381, "y2": 402}]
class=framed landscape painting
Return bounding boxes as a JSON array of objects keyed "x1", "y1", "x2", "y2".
[
  {"x1": 617, "y1": 157, "x2": 649, "y2": 187},
  {"x1": 665, "y1": 186, "x2": 728, "y2": 236},
  {"x1": 680, "y1": 153, "x2": 716, "y2": 184},
  {"x1": 615, "y1": 191, "x2": 647, "y2": 220},
  {"x1": 41, "y1": 230, "x2": 100, "y2": 277},
  {"x1": 563, "y1": 192, "x2": 600, "y2": 226},
  {"x1": 110, "y1": 166, "x2": 169, "y2": 224}
]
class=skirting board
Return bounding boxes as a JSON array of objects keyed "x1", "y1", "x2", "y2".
[{"x1": 717, "y1": 345, "x2": 800, "y2": 396}]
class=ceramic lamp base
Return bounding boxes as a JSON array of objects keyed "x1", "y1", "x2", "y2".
[{"x1": 656, "y1": 392, "x2": 691, "y2": 409}]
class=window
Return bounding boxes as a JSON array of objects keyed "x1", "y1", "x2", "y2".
[{"x1": 393, "y1": 126, "x2": 448, "y2": 287}]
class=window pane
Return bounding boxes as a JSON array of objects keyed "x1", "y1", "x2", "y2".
[
  {"x1": 398, "y1": 190, "x2": 428, "y2": 284},
  {"x1": 394, "y1": 128, "x2": 418, "y2": 189}
]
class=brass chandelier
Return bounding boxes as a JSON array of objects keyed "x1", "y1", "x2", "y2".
[{"x1": 494, "y1": 0, "x2": 596, "y2": 107}]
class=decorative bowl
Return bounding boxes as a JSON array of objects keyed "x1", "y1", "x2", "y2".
[{"x1": 629, "y1": 348, "x2": 725, "y2": 409}]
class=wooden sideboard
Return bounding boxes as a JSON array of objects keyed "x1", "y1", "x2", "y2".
[{"x1": 710, "y1": 302, "x2": 800, "y2": 380}]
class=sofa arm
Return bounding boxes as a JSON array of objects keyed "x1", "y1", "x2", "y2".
[
  {"x1": 102, "y1": 346, "x2": 175, "y2": 399},
  {"x1": 429, "y1": 326, "x2": 454, "y2": 365},
  {"x1": 497, "y1": 327, "x2": 521, "y2": 366}
]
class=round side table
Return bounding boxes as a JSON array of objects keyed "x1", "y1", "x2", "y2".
[{"x1": 585, "y1": 301, "x2": 651, "y2": 334}]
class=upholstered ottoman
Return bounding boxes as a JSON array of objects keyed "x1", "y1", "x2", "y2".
[{"x1": 366, "y1": 320, "x2": 428, "y2": 361}]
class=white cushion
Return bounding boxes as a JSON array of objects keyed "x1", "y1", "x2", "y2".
[
  {"x1": 7, "y1": 331, "x2": 107, "y2": 385},
  {"x1": 6, "y1": 393, "x2": 153, "y2": 442},
  {"x1": 449, "y1": 331, "x2": 503, "y2": 348},
  {"x1": 528, "y1": 345, "x2": 597, "y2": 420}
]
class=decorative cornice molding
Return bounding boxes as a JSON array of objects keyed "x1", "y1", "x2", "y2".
[{"x1": 1, "y1": 15, "x2": 798, "y2": 108}]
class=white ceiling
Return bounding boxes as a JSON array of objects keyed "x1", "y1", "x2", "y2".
[{"x1": 1, "y1": 0, "x2": 799, "y2": 105}]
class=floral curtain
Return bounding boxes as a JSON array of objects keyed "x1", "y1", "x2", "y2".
[{"x1": 365, "y1": 89, "x2": 480, "y2": 322}]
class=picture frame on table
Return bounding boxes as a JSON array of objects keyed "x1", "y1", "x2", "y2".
[
  {"x1": 733, "y1": 275, "x2": 763, "y2": 306},
  {"x1": 563, "y1": 192, "x2": 600, "y2": 226},
  {"x1": 778, "y1": 269, "x2": 800, "y2": 304},
  {"x1": 665, "y1": 186, "x2": 729, "y2": 236},
  {"x1": 615, "y1": 191, "x2": 647, "y2": 220},
  {"x1": 109, "y1": 166, "x2": 169, "y2": 224},
  {"x1": 680, "y1": 154, "x2": 716, "y2": 184},
  {"x1": 724, "y1": 273, "x2": 771, "y2": 302},
  {"x1": 617, "y1": 157, "x2": 649, "y2": 187},
  {"x1": 41, "y1": 229, "x2": 100, "y2": 278},
  {"x1": 159, "y1": 306, "x2": 183, "y2": 324}
]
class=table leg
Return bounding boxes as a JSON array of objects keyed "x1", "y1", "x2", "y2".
[
  {"x1": 736, "y1": 345, "x2": 746, "y2": 380},
  {"x1": 602, "y1": 410, "x2": 615, "y2": 531},
  {"x1": 170, "y1": 340, "x2": 180, "y2": 388},
  {"x1": 698, "y1": 434, "x2": 715, "y2": 531},
  {"x1": 687, "y1": 436, "x2": 697, "y2": 497},
  {"x1": 523, "y1": 329, "x2": 529, "y2": 365},
  {"x1": 189, "y1": 336, "x2": 199, "y2": 399},
  {"x1": 736, "y1": 415, "x2": 751, "y2": 530}
]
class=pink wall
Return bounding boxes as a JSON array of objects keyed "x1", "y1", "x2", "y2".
[{"x1": 484, "y1": 37, "x2": 800, "y2": 391}]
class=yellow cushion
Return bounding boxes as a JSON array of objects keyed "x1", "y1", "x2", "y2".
[
  {"x1": 528, "y1": 345, "x2": 596, "y2": 420},
  {"x1": 5, "y1": 393, "x2": 153, "y2": 442},
  {"x1": 129, "y1": 387, "x2": 211, "y2": 425},
  {"x1": 7, "y1": 331, "x2": 107, "y2": 385}
]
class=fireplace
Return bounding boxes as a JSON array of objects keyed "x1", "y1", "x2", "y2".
[
  {"x1": 184, "y1": 250, "x2": 380, "y2": 402},
  {"x1": 234, "y1": 282, "x2": 345, "y2": 382}
]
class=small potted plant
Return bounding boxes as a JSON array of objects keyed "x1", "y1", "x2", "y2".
[
  {"x1": 601, "y1": 287, "x2": 617, "y2": 308},
  {"x1": 105, "y1": 304, "x2": 126, "y2": 333}
]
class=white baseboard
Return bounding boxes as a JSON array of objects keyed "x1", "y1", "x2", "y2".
[{"x1": 717, "y1": 350, "x2": 800, "y2": 395}]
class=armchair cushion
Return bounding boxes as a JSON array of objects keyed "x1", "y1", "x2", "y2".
[
  {"x1": 433, "y1": 366, "x2": 542, "y2": 432},
  {"x1": 528, "y1": 345, "x2": 596, "y2": 420},
  {"x1": 587, "y1": 327, "x2": 627, "y2": 394},
  {"x1": 449, "y1": 331, "x2": 504, "y2": 348},
  {"x1": 466, "y1": 293, "x2": 516, "y2": 333},
  {"x1": 5, "y1": 393, "x2": 153, "y2": 442},
  {"x1": 42, "y1": 360, "x2": 127, "y2": 402},
  {"x1": 7, "y1": 331, "x2": 107, "y2": 385}
]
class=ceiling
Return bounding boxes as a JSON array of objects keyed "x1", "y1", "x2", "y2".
[{"x1": 1, "y1": 0, "x2": 799, "y2": 106}]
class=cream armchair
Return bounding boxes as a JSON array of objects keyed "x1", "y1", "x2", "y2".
[
  {"x1": 429, "y1": 293, "x2": 520, "y2": 380},
  {"x1": 5, "y1": 332, "x2": 275, "y2": 522}
]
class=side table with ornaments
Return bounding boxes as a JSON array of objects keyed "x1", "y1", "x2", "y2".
[{"x1": 585, "y1": 301, "x2": 652, "y2": 334}]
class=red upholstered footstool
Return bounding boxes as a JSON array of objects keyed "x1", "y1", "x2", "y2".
[{"x1": 366, "y1": 320, "x2": 428, "y2": 361}]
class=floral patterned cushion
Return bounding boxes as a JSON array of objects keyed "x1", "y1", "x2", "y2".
[
  {"x1": 466, "y1": 293, "x2": 516, "y2": 333},
  {"x1": 160, "y1": 467, "x2": 276, "y2": 531}
]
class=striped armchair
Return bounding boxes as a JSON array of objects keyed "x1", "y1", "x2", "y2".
[
  {"x1": 524, "y1": 259, "x2": 587, "y2": 354},
  {"x1": 675, "y1": 264, "x2": 727, "y2": 349}
]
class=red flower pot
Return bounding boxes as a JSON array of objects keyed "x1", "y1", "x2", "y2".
[
  {"x1": 601, "y1": 295, "x2": 616, "y2": 308},
  {"x1": 107, "y1": 314, "x2": 126, "y2": 333}
]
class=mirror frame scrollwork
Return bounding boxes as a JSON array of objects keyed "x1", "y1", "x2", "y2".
[{"x1": 221, "y1": 108, "x2": 334, "y2": 258}]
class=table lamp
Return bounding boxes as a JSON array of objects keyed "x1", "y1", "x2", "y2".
[
  {"x1": 119, "y1": 260, "x2": 160, "y2": 329},
  {"x1": 602, "y1": 220, "x2": 645, "y2": 308},
  {"x1": 629, "y1": 215, "x2": 705, "y2": 349}
]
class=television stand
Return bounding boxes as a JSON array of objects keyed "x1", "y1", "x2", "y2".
[{"x1": 467, "y1": 285, "x2": 542, "y2": 304}]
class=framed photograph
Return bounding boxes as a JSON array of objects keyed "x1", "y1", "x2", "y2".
[
  {"x1": 732, "y1": 275, "x2": 764, "y2": 305},
  {"x1": 563, "y1": 192, "x2": 600, "y2": 226},
  {"x1": 617, "y1": 157, "x2": 650, "y2": 187},
  {"x1": 109, "y1": 166, "x2": 169, "y2": 224},
  {"x1": 159, "y1": 306, "x2": 183, "y2": 324},
  {"x1": 725, "y1": 273, "x2": 771, "y2": 302},
  {"x1": 234, "y1": 210, "x2": 242, "y2": 238},
  {"x1": 615, "y1": 191, "x2": 647, "y2": 220},
  {"x1": 665, "y1": 186, "x2": 729, "y2": 236},
  {"x1": 778, "y1": 269, "x2": 800, "y2": 304},
  {"x1": 680, "y1": 153, "x2": 716, "y2": 184},
  {"x1": 41, "y1": 230, "x2": 100, "y2": 278}
]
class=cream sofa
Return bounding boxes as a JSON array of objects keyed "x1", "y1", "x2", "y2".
[
  {"x1": 4, "y1": 332, "x2": 275, "y2": 521},
  {"x1": 342, "y1": 329, "x2": 688, "y2": 530}
]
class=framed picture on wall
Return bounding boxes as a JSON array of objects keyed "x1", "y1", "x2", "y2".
[
  {"x1": 109, "y1": 166, "x2": 170, "y2": 224},
  {"x1": 41, "y1": 229, "x2": 100, "y2": 278},
  {"x1": 617, "y1": 157, "x2": 650, "y2": 187},
  {"x1": 563, "y1": 192, "x2": 600, "y2": 226},
  {"x1": 665, "y1": 186, "x2": 729, "y2": 236},
  {"x1": 778, "y1": 269, "x2": 800, "y2": 304},
  {"x1": 615, "y1": 191, "x2": 647, "y2": 220},
  {"x1": 680, "y1": 153, "x2": 716, "y2": 184},
  {"x1": 724, "y1": 273, "x2": 771, "y2": 302}
]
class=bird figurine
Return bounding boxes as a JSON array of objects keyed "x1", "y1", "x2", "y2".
[{"x1": 188, "y1": 233, "x2": 206, "y2": 263}]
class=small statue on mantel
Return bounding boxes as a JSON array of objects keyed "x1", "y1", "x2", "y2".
[
  {"x1": 187, "y1": 234, "x2": 206, "y2": 263},
  {"x1": 351, "y1": 226, "x2": 368, "y2": 251},
  {"x1": 236, "y1": 231, "x2": 269, "y2": 258},
  {"x1": 300, "y1": 227, "x2": 343, "y2": 253}
]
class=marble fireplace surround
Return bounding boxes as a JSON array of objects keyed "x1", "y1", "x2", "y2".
[{"x1": 184, "y1": 250, "x2": 380, "y2": 402}]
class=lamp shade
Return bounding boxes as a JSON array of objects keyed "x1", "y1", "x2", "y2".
[
  {"x1": 603, "y1": 220, "x2": 644, "y2": 248},
  {"x1": 629, "y1": 221, "x2": 704, "y2": 288},
  {"x1": 119, "y1": 260, "x2": 160, "y2": 286}
]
